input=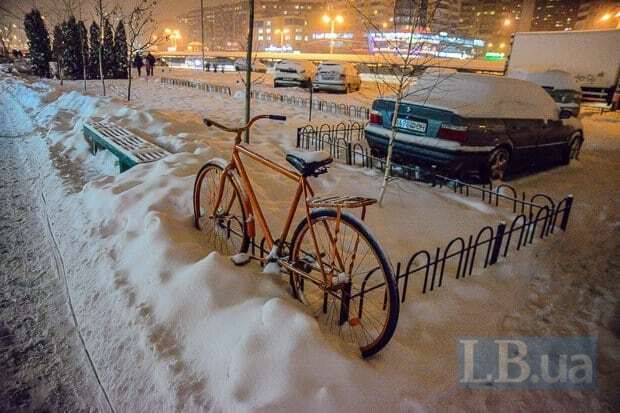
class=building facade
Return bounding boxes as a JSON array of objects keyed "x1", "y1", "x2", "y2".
[{"x1": 530, "y1": 0, "x2": 583, "y2": 31}]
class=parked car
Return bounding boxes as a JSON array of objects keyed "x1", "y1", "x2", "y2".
[
  {"x1": 313, "y1": 62, "x2": 362, "y2": 93},
  {"x1": 274, "y1": 60, "x2": 316, "y2": 88},
  {"x1": 234, "y1": 58, "x2": 267, "y2": 73},
  {"x1": 507, "y1": 69, "x2": 582, "y2": 117},
  {"x1": 364, "y1": 72, "x2": 584, "y2": 182}
]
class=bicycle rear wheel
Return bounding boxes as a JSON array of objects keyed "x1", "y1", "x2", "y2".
[
  {"x1": 193, "y1": 159, "x2": 249, "y2": 255},
  {"x1": 289, "y1": 208, "x2": 399, "y2": 358}
]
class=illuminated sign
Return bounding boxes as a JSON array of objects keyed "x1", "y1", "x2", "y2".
[{"x1": 484, "y1": 52, "x2": 506, "y2": 61}]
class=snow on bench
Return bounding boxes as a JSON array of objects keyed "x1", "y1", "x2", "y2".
[{"x1": 83, "y1": 121, "x2": 170, "y2": 172}]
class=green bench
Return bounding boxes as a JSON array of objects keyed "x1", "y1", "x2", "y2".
[{"x1": 83, "y1": 121, "x2": 170, "y2": 172}]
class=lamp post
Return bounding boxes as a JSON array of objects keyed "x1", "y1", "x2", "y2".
[
  {"x1": 274, "y1": 28, "x2": 289, "y2": 50},
  {"x1": 200, "y1": 0, "x2": 205, "y2": 71},
  {"x1": 322, "y1": 14, "x2": 344, "y2": 54}
]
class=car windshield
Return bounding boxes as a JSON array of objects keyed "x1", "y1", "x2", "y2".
[{"x1": 543, "y1": 88, "x2": 582, "y2": 104}]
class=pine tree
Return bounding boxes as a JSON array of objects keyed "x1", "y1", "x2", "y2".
[
  {"x1": 101, "y1": 18, "x2": 115, "y2": 78},
  {"x1": 78, "y1": 20, "x2": 89, "y2": 82},
  {"x1": 113, "y1": 20, "x2": 128, "y2": 79},
  {"x1": 88, "y1": 22, "x2": 101, "y2": 79},
  {"x1": 52, "y1": 24, "x2": 65, "y2": 82},
  {"x1": 23, "y1": 9, "x2": 52, "y2": 77},
  {"x1": 62, "y1": 16, "x2": 84, "y2": 80}
]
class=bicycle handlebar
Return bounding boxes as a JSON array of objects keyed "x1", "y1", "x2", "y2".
[{"x1": 203, "y1": 114, "x2": 287, "y2": 136}]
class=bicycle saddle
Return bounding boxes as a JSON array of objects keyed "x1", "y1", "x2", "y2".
[{"x1": 285, "y1": 150, "x2": 333, "y2": 177}]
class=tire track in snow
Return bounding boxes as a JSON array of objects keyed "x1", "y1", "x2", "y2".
[
  {"x1": 39, "y1": 188, "x2": 116, "y2": 413},
  {"x1": 2, "y1": 76, "x2": 116, "y2": 412}
]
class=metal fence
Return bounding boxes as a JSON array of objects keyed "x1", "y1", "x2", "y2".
[
  {"x1": 160, "y1": 77, "x2": 232, "y2": 96},
  {"x1": 250, "y1": 90, "x2": 371, "y2": 120},
  {"x1": 294, "y1": 122, "x2": 575, "y2": 300},
  {"x1": 159, "y1": 77, "x2": 371, "y2": 120}
]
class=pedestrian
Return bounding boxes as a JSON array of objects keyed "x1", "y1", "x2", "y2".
[
  {"x1": 134, "y1": 52, "x2": 144, "y2": 77},
  {"x1": 145, "y1": 52, "x2": 156, "y2": 76}
]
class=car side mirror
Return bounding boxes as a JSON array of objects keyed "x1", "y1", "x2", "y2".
[{"x1": 559, "y1": 109, "x2": 573, "y2": 119}]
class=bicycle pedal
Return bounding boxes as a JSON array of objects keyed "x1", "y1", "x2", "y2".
[{"x1": 231, "y1": 253, "x2": 251, "y2": 266}]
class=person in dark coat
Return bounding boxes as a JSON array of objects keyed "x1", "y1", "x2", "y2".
[
  {"x1": 134, "y1": 53, "x2": 144, "y2": 76},
  {"x1": 145, "y1": 52, "x2": 156, "y2": 76}
]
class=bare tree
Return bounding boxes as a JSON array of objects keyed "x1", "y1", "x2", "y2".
[
  {"x1": 347, "y1": 0, "x2": 444, "y2": 205},
  {"x1": 123, "y1": 0, "x2": 159, "y2": 101},
  {"x1": 94, "y1": 0, "x2": 109, "y2": 96}
]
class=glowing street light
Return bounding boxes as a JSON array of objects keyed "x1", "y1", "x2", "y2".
[
  {"x1": 599, "y1": 11, "x2": 620, "y2": 28},
  {"x1": 164, "y1": 28, "x2": 181, "y2": 50},
  {"x1": 322, "y1": 14, "x2": 344, "y2": 54},
  {"x1": 503, "y1": 18, "x2": 511, "y2": 26}
]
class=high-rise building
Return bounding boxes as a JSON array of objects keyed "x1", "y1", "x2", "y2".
[
  {"x1": 458, "y1": 0, "x2": 525, "y2": 50},
  {"x1": 530, "y1": 0, "x2": 582, "y2": 31}
]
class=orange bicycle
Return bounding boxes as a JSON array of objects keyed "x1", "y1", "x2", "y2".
[{"x1": 193, "y1": 114, "x2": 399, "y2": 357}]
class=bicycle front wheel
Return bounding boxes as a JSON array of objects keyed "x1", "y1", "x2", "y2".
[
  {"x1": 193, "y1": 159, "x2": 249, "y2": 256},
  {"x1": 289, "y1": 208, "x2": 399, "y2": 358}
]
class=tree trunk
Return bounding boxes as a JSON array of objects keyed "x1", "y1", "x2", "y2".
[
  {"x1": 80, "y1": 33, "x2": 87, "y2": 93},
  {"x1": 98, "y1": 0, "x2": 106, "y2": 96},
  {"x1": 243, "y1": 0, "x2": 254, "y2": 144},
  {"x1": 127, "y1": 53, "x2": 132, "y2": 101},
  {"x1": 378, "y1": 97, "x2": 401, "y2": 205}
]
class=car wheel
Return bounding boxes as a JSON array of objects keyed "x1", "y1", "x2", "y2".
[
  {"x1": 482, "y1": 147, "x2": 511, "y2": 182},
  {"x1": 561, "y1": 133, "x2": 583, "y2": 165}
]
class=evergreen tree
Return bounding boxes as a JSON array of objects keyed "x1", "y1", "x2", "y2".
[
  {"x1": 88, "y1": 21, "x2": 101, "y2": 79},
  {"x1": 23, "y1": 9, "x2": 52, "y2": 77},
  {"x1": 62, "y1": 16, "x2": 83, "y2": 80},
  {"x1": 113, "y1": 20, "x2": 128, "y2": 79},
  {"x1": 101, "y1": 18, "x2": 115, "y2": 78},
  {"x1": 52, "y1": 24, "x2": 65, "y2": 82},
  {"x1": 78, "y1": 20, "x2": 89, "y2": 81}
]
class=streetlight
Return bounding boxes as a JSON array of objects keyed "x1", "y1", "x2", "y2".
[
  {"x1": 164, "y1": 28, "x2": 181, "y2": 50},
  {"x1": 322, "y1": 14, "x2": 344, "y2": 54},
  {"x1": 274, "y1": 28, "x2": 289, "y2": 49},
  {"x1": 503, "y1": 18, "x2": 511, "y2": 27},
  {"x1": 599, "y1": 11, "x2": 620, "y2": 28}
]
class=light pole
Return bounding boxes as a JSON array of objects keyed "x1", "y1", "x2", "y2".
[
  {"x1": 200, "y1": 0, "x2": 205, "y2": 71},
  {"x1": 274, "y1": 28, "x2": 289, "y2": 50},
  {"x1": 322, "y1": 14, "x2": 344, "y2": 54}
]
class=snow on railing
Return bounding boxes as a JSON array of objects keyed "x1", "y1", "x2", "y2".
[{"x1": 160, "y1": 77, "x2": 232, "y2": 96}]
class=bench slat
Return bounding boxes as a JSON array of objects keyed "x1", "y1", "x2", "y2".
[{"x1": 84, "y1": 121, "x2": 170, "y2": 171}]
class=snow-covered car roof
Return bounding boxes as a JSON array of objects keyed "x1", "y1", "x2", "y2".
[
  {"x1": 506, "y1": 69, "x2": 580, "y2": 91},
  {"x1": 276, "y1": 60, "x2": 315, "y2": 70},
  {"x1": 394, "y1": 72, "x2": 559, "y2": 120}
]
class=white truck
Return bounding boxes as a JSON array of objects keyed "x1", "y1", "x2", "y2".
[{"x1": 505, "y1": 29, "x2": 620, "y2": 106}]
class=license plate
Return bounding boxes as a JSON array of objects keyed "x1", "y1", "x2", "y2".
[{"x1": 396, "y1": 118, "x2": 427, "y2": 133}]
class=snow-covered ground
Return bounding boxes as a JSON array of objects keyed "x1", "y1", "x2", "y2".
[{"x1": 1, "y1": 69, "x2": 618, "y2": 411}]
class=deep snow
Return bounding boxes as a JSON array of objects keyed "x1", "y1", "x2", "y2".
[{"x1": 1, "y1": 69, "x2": 618, "y2": 411}]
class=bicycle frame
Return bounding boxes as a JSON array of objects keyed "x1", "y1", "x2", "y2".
[{"x1": 206, "y1": 115, "x2": 347, "y2": 287}]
